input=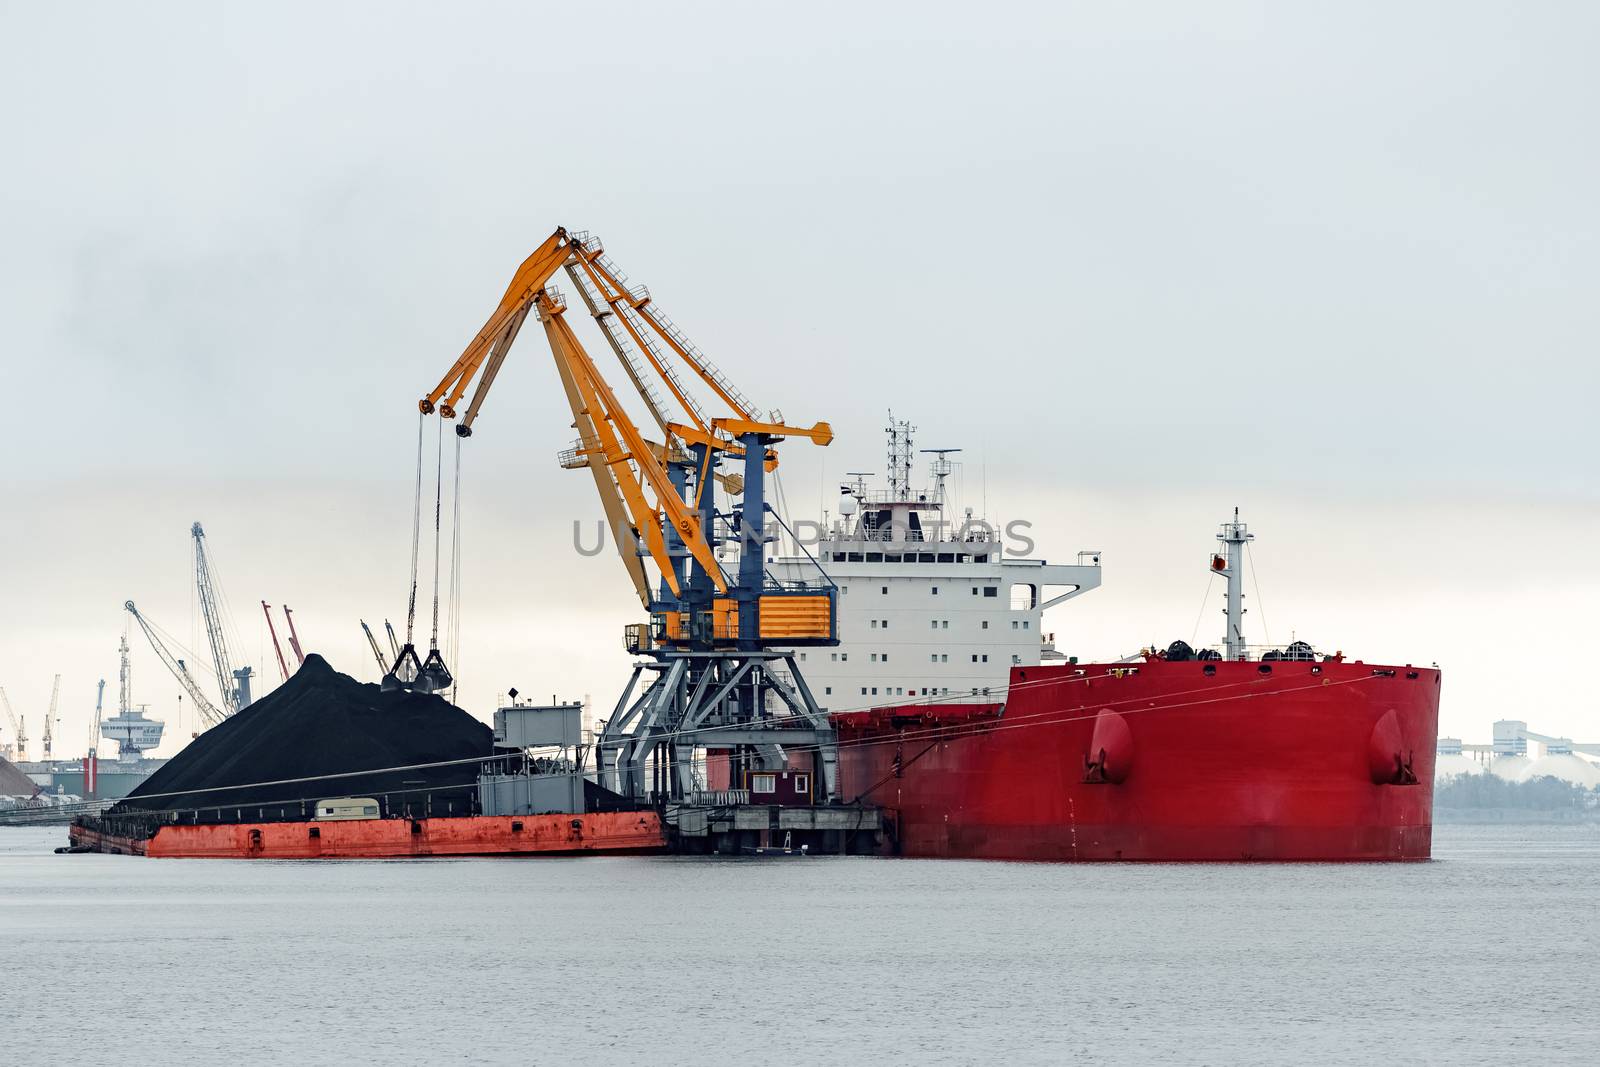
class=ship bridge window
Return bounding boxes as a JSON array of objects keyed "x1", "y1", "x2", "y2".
[
  {"x1": 848, "y1": 553, "x2": 864, "y2": 563},
  {"x1": 974, "y1": 554, "x2": 989, "y2": 563},
  {"x1": 866, "y1": 552, "x2": 883, "y2": 563},
  {"x1": 983, "y1": 586, "x2": 998, "y2": 598},
  {"x1": 938, "y1": 553, "x2": 955, "y2": 563},
  {"x1": 832, "y1": 552, "x2": 846, "y2": 562},
  {"x1": 919, "y1": 553, "x2": 936, "y2": 563},
  {"x1": 885, "y1": 554, "x2": 902, "y2": 563}
]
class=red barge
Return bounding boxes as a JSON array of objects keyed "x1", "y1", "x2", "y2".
[{"x1": 69, "y1": 810, "x2": 666, "y2": 859}]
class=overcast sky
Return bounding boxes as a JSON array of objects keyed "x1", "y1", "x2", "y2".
[{"x1": 2, "y1": 1, "x2": 1596, "y2": 754}]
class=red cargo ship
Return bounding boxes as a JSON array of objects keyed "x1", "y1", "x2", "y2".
[{"x1": 830, "y1": 512, "x2": 1440, "y2": 862}]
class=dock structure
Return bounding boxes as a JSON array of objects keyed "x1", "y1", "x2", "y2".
[{"x1": 667, "y1": 793, "x2": 884, "y2": 855}]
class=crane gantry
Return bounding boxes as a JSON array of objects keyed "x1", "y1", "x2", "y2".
[{"x1": 415, "y1": 227, "x2": 844, "y2": 802}]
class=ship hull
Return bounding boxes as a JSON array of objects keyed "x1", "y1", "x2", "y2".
[
  {"x1": 834, "y1": 658, "x2": 1440, "y2": 862},
  {"x1": 68, "y1": 810, "x2": 666, "y2": 859}
]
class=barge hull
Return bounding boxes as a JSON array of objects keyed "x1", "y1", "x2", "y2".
[{"x1": 69, "y1": 811, "x2": 666, "y2": 859}]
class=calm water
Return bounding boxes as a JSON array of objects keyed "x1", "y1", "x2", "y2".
[{"x1": 3, "y1": 824, "x2": 1596, "y2": 1065}]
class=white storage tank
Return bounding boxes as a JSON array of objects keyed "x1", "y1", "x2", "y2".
[
  {"x1": 1434, "y1": 738, "x2": 1481, "y2": 782},
  {"x1": 1519, "y1": 742, "x2": 1600, "y2": 789}
]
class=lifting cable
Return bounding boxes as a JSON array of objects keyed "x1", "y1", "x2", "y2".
[
  {"x1": 403, "y1": 411, "x2": 425, "y2": 645},
  {"x1": 446, "y1": 435, "x2": 464, "y2": 702},
  {"x1": 429, "y1": 415, "x2": 445, "y2": 652}
]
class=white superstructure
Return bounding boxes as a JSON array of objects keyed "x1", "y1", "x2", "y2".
[{"x1": 767, "y1": 415, "x2": 1101, "y2": 712}]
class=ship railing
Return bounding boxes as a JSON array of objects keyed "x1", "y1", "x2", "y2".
[
  {"x1": 855, "y1": 489, "x2": 941, "y2": 506},
  {"x1": 618, "y1": 304, "x2": 709, "y2": 429},
  {"x1": 1159, "y1": 642, "x2": 1324, "y2": 663},
  {"x1": 690, "y1": 789, "x2": 750, "y2": 807},
  {"x1": 567, "y1": 264, "x2": 675, "y2": 423}
]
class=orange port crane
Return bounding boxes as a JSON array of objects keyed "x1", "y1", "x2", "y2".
[
  {"x1": 414, "y1": 228, "x2": 844, "y2": 802},
  {"x1": 418, "y1": 227, "x2": 835, "y2": 651}
]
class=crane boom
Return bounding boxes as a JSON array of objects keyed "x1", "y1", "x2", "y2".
[
  {"x1": 89, "y1": 677, "x2": 106, "y2": 755},
  {"x1": 124, "y1": 601, "x2": 228, "y2": 729},
  {"x1": 283, "y1": 606, "x2": 305, "y2": 666},
  {"x1": 192, "y1": 522, "x2": 253, "y2": 712},
  {"x1": 263, "y1": 601, "x2": 290, "y2": 682},
  {"x1": 360, "y1": 620, "x2": 387, "y2": 674}
]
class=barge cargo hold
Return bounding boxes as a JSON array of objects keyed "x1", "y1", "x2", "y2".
[{"x1": 69, "y1": 810, "x2": 666, "y2": 859}]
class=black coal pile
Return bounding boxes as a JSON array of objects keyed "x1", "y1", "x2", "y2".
[{"x1": 112, "y1": 654, "x2": 494, "y2": 822}]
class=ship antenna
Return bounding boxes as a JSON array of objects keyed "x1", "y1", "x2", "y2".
[
  {"x1": 920, "y1": 448, "x2": 961, "y2": 513},
  {"x1": 885, "y1": 410, "x2": 915, "y2": 499}
]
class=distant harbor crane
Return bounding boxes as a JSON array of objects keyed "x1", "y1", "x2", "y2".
[
  {"x1": 192, "y1": 522, "x2": 254, "y2": 713},
  {"x1": 1, "y1": 688, "x2": 25, "y2": 762},
  {"x1": 283, "y1": 605, "x2": 305, "y2": 667},
  {"x1": 360, "y1": 620, "x2": 388, "y2": 674},
  {"x1": 88, "y1": 677, "x2": 107, "y2": 758},
  {"x1": 42, "y1": 674, "x2": 59, "y2": 758},
  {"x1": 263, "y1": 601, "x2": 291, "y2": 682}
]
